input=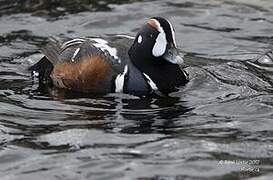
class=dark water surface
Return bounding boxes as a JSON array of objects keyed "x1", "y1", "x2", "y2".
[{"x1": 0, "y1": 0, "x2": 273, "y2": 179}]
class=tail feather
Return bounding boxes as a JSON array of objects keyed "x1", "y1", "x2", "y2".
[
  {"x1": 28, "y1": 37, "x2": 62, "y2": 85},
  {"x1": 28, "y1": 56, "x2": 53, "y2": 84}
]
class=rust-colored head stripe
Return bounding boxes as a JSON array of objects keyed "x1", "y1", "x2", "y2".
[{"x1": 147, "y1": 19, "x2": 160, "y2": 32}]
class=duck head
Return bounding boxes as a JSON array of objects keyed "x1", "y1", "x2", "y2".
[{"x1": 129, "y1": 17, "x2": 184, "y2": 66}]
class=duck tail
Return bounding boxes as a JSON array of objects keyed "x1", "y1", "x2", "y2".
[{"x1": 28, "y1": 56, "x2": 53, "y2": 84}]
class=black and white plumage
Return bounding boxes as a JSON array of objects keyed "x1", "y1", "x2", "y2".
[{"x1": 29, "y1": 17, "x2": 189, "y2": 95}]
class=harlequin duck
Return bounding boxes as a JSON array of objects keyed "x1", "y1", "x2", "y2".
[{"x1": 29, "y1": 17, "x2": 189, "y2": 95}]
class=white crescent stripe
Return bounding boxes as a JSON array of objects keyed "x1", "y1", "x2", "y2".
[{"x1": 115, "y1": 65, "x2": 128, "y2": 93}]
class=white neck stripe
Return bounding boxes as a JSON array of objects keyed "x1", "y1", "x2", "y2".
[{"x1": 166, "y1": 19, "x2": 177, "y2": 47}]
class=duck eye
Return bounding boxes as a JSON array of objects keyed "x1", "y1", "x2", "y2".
[
  {"x1": 137, "y1": 35, "x2": 142, "y2": 44},
  {"x1": 150, "y1": 34, "x2": 153, "y2": 38}
]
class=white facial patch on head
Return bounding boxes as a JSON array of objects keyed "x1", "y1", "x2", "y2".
[
  {"x1": 149, "y1": 19, "x2": 167, "y2": 57},
  {"x1": 137, "y1": 35, "x2": 142, "y2": 44}
]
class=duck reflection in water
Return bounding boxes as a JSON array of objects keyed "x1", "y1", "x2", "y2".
[{"x1": 31, "y1": 86, "x2": 193, "y2": 135}]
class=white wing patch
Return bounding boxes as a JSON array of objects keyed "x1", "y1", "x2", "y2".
[
  {"x1": 90, "y1": 38, "x2": 119, "y2": 60},
  {"x1": 90, "y1": 38, "x2": 108, "y2": 44},
  {"x1": 115, "y1": 65, "x2": 128, "y2": 93},
  {"x1": 61, "y1": 37, "x2": 120, "y2": 62},
  {"x1": 143, "y1": 73, "x2": 158, "y2": 91}
]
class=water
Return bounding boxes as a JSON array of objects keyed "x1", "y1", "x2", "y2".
[{"x1": 0, "y1": 0, "x2": 273, "y2": 179}]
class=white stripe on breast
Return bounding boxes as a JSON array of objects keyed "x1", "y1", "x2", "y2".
[
  {"x1": 143, "y1": 73, "x2": 158, "y2": 91},
  {"x1": 115, "y1": 65, "x2": 128, "y2": 93}
]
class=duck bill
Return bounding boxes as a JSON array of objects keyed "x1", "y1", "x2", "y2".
[{"x1": 163, "y1": 45, "x2": 185, "y2": 65}]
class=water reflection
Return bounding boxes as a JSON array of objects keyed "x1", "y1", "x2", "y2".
[
  {"x1": 120, "y1": 96, "x2": 193, "y2": 134},
  {"x1": 33, "y1": 87, "x2": 193, "y2": 135}
]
